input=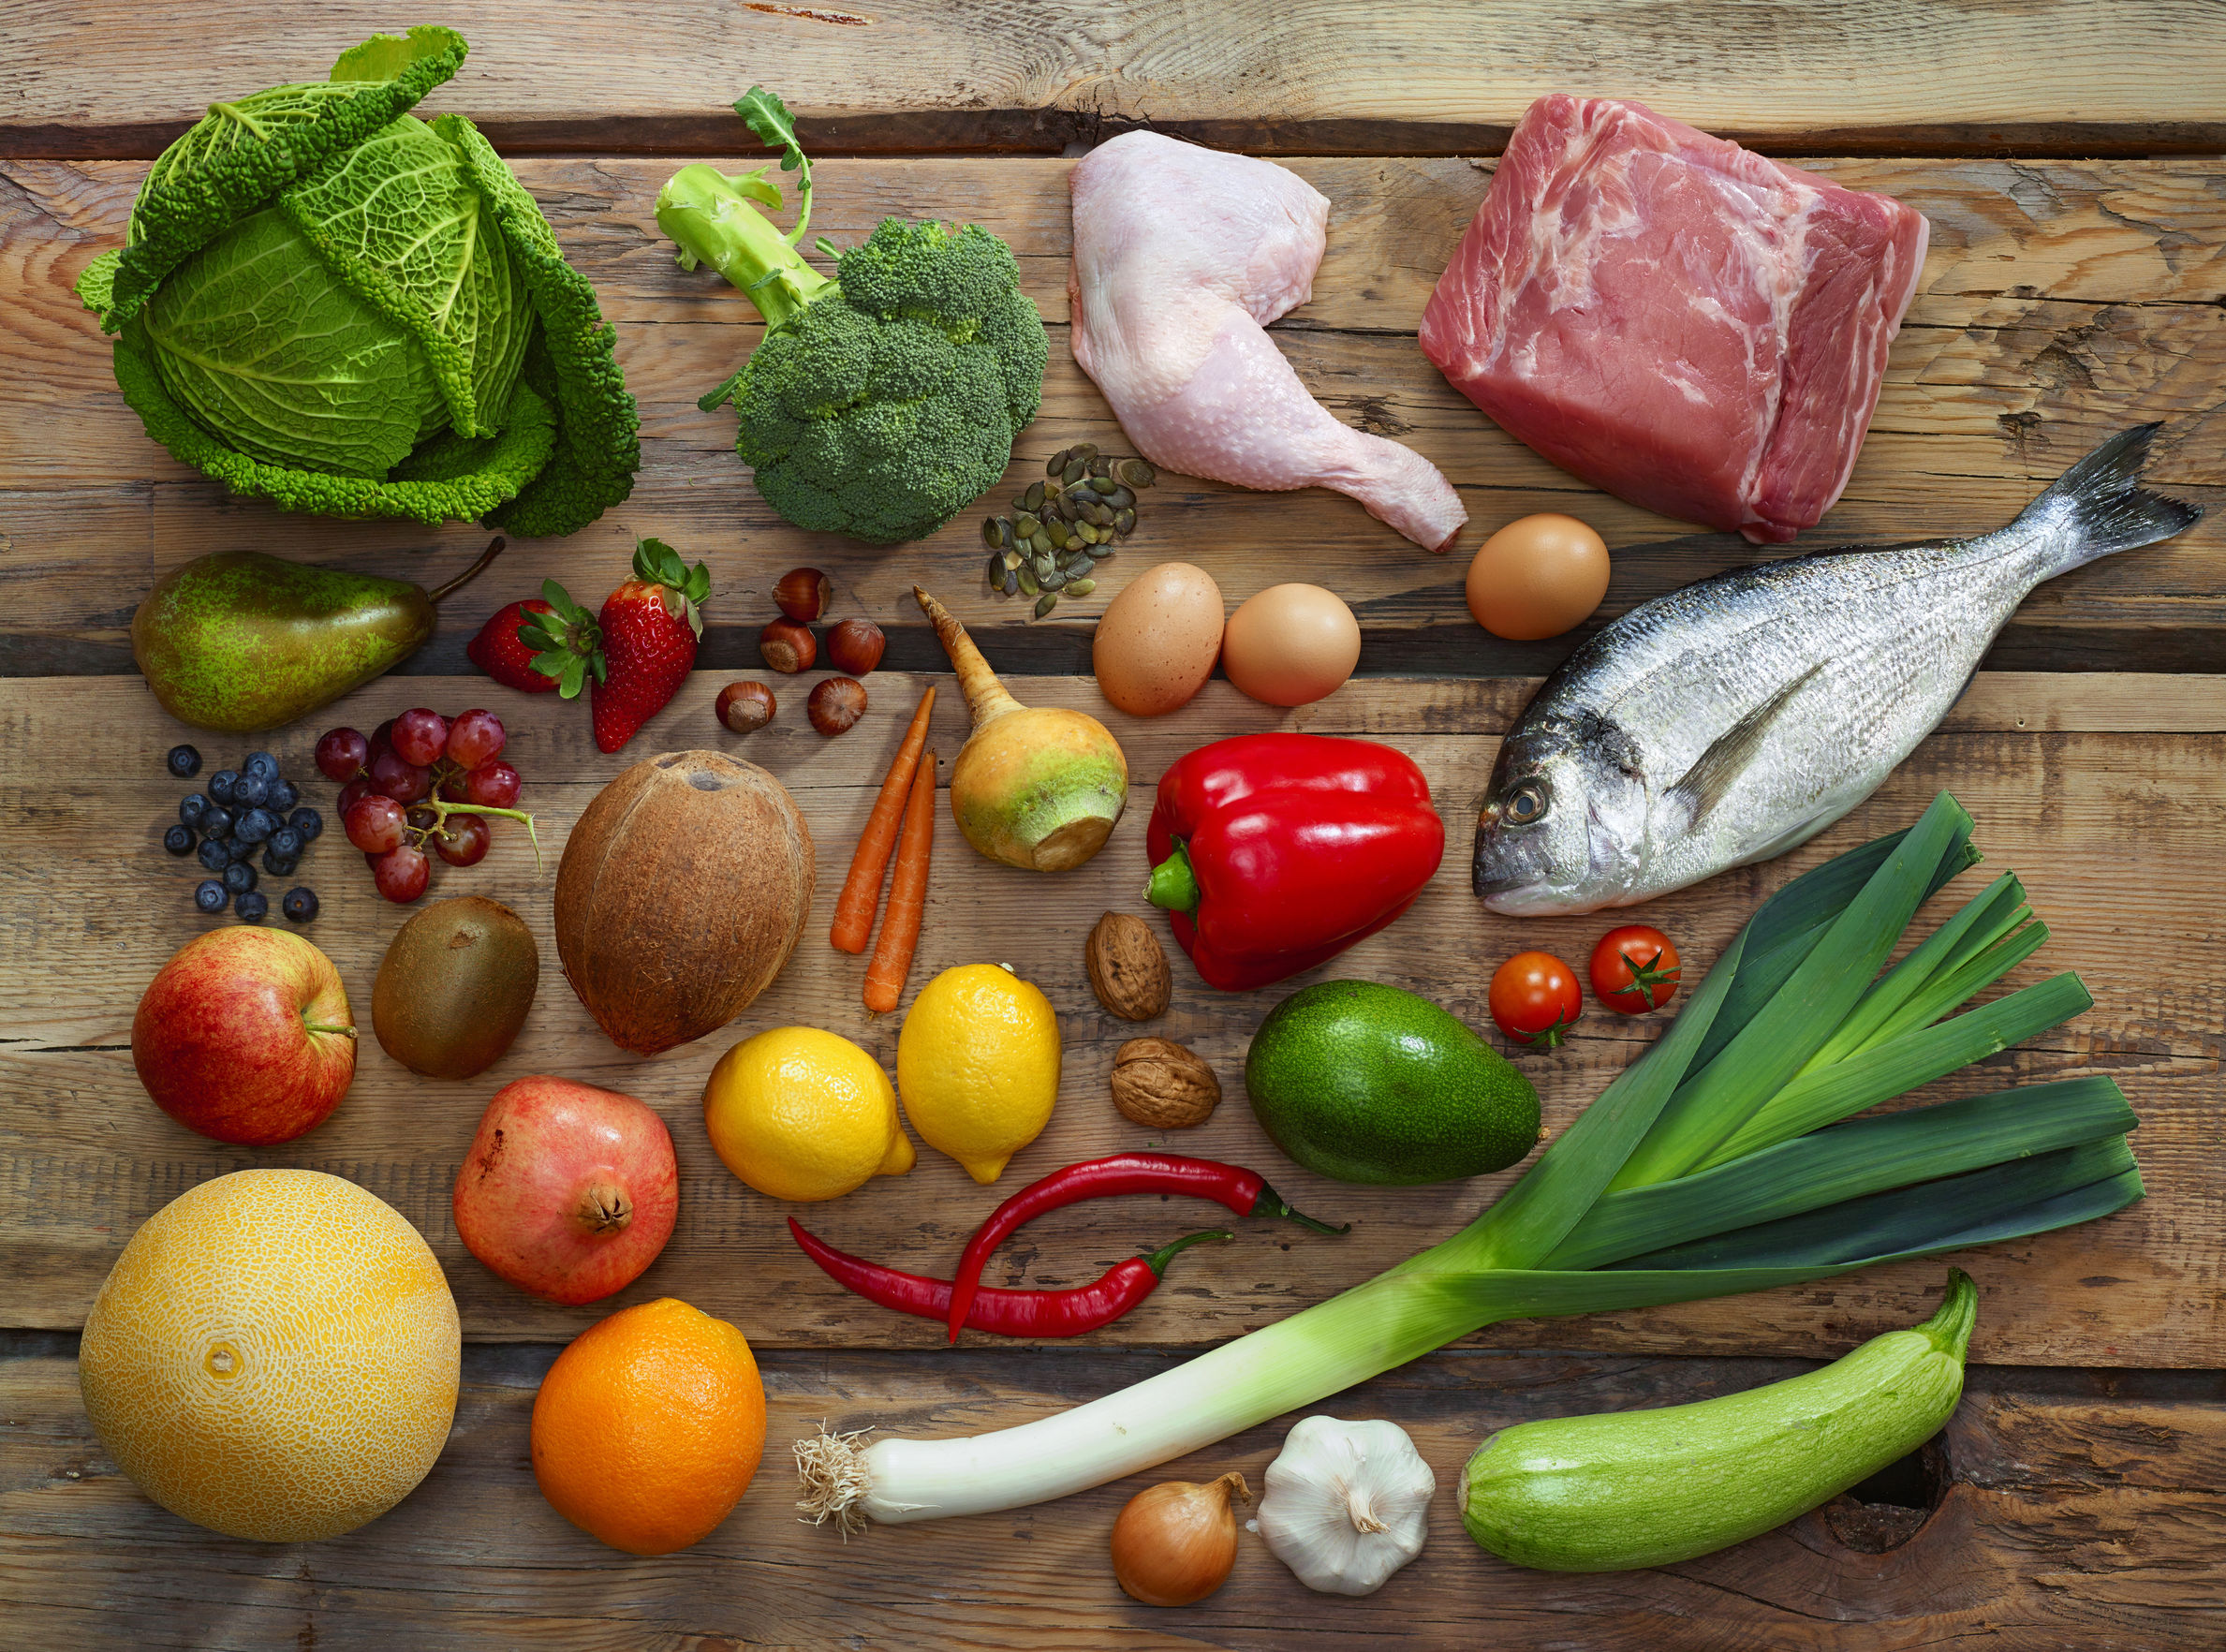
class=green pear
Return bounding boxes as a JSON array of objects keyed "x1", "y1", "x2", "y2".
[{"x1": 132, "y1": 540, "x2": 505, "y2": 732}]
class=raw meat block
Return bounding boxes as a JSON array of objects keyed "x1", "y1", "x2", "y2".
[{"x1": 1420, "y1": 95, "x2": 1930, "y2": 543}]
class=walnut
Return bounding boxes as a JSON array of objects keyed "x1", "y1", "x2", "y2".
[
  {"x1": 1110, "y1": 1038, "x2": 1220, "y2": 1129},
  {"x1": 1084, "y1": 911, "x2": 1172, "y2": 1022}
]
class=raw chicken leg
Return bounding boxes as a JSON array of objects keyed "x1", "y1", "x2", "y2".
[{"x1": 1068, "y1": 132, "x2": 1468, "y2": 553}]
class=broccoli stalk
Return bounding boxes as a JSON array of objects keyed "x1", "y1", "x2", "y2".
[
  {"x1": 656, "y1": 87, "x2": 1049, "y2": 546},
  {"x1": 656, "y1": 163, "x2": 833, "y2": 332}
]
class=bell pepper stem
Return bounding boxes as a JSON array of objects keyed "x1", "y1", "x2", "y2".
[
  {"x1": 1145, "y1": 841, "x2": 1201, "y2": 915},
  {"x1": 1142, "y1": 1229, "x2": 1234, "y2": 1277}
]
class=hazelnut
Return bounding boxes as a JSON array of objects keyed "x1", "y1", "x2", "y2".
[
  {"x1": 715, "y1": 680, "x2": 775, "y2": 734},
  {"x1": 774, "y1": 567, "x2": 833, "y2": 623},
  {"x1": 807, "y1": 675, "x2": 868, "y2": 735},
  {"x1": 1110, "y1": 1038, "x2": 1220, "y2": 1129},
  {"x1": 825, "y1": 616, "x2": 887, "y2": 676},
  {"x1": 759, "y1": 618, "x2": 817, "y2": 673},
  {"x1": 1085, "y1": 912, "x2": 1172, "y2": 1021}
]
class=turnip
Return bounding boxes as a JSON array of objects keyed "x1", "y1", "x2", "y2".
[{"x1": 913, "y1": 585, "x2": 1128, "y2": 871}]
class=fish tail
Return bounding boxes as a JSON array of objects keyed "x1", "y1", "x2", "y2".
[{"x1": 2018, "y1": 423, "x2": 2203, "y2": 574}]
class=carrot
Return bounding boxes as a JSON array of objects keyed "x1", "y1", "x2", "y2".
[
  {"x1": 830, "y1": 685, "x2": 936, "y2": 952},
  {"x1": 863, "y1": 746, "x2": 936, "y2": 1013}
]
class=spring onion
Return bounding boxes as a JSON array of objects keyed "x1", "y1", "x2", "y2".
[{"x1": 796, "y1": 793, "x2": 2143, "y2": 1528}]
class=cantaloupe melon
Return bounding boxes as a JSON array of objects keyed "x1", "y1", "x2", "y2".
[{"x1": 79, "y1": 1168, "x2": 461, "y2": 1542}]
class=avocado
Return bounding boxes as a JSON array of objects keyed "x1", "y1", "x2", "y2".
[{"x1": 1245, "y1": 981, "x2": 1540, "y2": 1185}]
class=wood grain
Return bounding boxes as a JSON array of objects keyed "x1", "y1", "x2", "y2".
[
  {"x1": 3, "y1": 674, "x2": 2219, "y2": 1366},
  {"x1": 7, "y1": 2, "x2": 2226, "y2": 157},
  {"x1": 5, "y1": 1332, "x2": 2220, "y2": 1648},
  {"x1": 3, "y1": 156, "x2": 2221, "y2": 678}
]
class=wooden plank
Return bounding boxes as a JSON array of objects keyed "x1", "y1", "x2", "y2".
[
  {"x1": 6, "y1": 3, "x2": 2226, "y2": 157},
  {"x1": 3, "y1": 156, "x2": 2222, "y2": 677},
  {"x1": 5, "y1": 1334, "x2": 2220, "y2": 1647},
  {"x1": 2, "y1": 674, "x2": 2219, "y2": 1366}
]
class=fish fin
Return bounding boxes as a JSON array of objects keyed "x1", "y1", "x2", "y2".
[
  {"x1": 2020, "y1": 423, "x2": 2203, "y2": 574},
  {"x1": 1669, "y1": 663, "x2": 1826, "y2": 827}
]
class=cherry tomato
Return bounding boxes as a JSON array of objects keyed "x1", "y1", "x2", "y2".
[
  {"x1": 1490, "y1": 951, "x2": 1583, "y2": 1048},
  {"x1": 1589, "y1": 925, "x2": 1682, "y2": 1015}
]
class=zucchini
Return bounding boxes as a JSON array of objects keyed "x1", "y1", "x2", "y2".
[{"x1": 1458, "y1": 1269, "x2": 1976, "y2": 1571}]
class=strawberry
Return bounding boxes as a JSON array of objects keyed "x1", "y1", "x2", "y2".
[
  {"x1": 467, "y1": 598, "x2": 567, "y2": 693},
  {"x1": 529, "y1": 539, "x2": 706, "y2": 754},
  {"x1": 520, "y1": 542, "x2": 709, "y2": 751}
]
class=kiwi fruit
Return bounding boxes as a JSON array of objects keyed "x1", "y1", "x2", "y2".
[{"x1": 373, "y1": 896, "x2": 540, "y2": 1081}]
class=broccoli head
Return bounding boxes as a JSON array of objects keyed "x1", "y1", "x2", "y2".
[{"x1": 656, "y1": 94, "x2": 1047, "y2": 546}]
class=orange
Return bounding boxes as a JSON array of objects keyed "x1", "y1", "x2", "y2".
[
  {"x1": 79, "y1": 1168, "x2": 460, "y2": 1542},
  {"x1": 530, "y1": 1296, "x2": 766, "y2": 1555}
]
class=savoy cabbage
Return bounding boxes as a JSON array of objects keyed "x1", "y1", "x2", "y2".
[{"x1": 76, "y1": 26, "x2": 638, "y2": 537}]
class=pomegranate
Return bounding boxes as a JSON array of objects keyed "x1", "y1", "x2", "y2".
[{"x1": 452, "y1": 1077, "x2": 679, "y2": 1305}]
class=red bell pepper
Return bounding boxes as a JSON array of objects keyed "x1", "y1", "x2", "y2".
[{"x1": 1143, "y1": 732, "x2": 1444, "y2": 991}]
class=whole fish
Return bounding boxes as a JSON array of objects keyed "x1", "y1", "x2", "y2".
[{"x1": 1473, "y1": 424, "x2": 2201, "y2": 914}]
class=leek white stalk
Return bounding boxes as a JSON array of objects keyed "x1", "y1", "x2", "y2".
[{"x1": 796, "y1": 795, "x2": 2144, "y2": 1530}]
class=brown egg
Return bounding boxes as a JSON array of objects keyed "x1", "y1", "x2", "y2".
[
  {"x1": 1466, "y1": 513, "x2": 1611, "y2": 641},
  {"x1": 1093, "y1": 563, "x2": 1226, "y2": 716},
  {"x1": 1221, "y1": 583, "x2": 1361, "y2": 707}
]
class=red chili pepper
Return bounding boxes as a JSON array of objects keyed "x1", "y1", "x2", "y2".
[
  {"x1": 944, "y1": 1152, "x2": 1349, "y2": 1342},
  {"x1": 789, "y1": 1217, "x2": 1231, "y2": 1338},
  {"x1": 1144, "y1": 732, "x2": 1445, "y2": 992}
]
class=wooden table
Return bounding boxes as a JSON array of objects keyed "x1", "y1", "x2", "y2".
[{"x1": 4, "y1": 5, "x2": 2222, "y2": 1645}]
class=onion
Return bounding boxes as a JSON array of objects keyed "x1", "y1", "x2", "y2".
[{"x1": 1109, "y1": 1469, "x2": 1248, "y2": 1606}]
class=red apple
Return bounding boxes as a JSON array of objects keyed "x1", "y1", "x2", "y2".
[
  {"x1": 132, "y1": 928, "x2": 358, "y2": 1145},
  {"x1": 453, "y1": 1077, "x2": 678, "y2": 1305}
]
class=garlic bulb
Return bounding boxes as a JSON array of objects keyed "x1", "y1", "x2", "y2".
[{"x1": 1257, "y1": 1415, "x2": 1435, "y2": 1595}]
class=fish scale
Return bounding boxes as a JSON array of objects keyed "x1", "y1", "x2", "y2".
[{"x1": 1473, "y1": 425, "x2": 2202, "y2": 915}]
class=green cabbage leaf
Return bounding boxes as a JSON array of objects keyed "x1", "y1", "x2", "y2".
[{"x1": 76, "y1": 26, "x2": 637, "y2": 535}]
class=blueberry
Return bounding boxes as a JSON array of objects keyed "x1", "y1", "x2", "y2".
[
  {"x1": 261, "y1": 849, "x2": 299, "y2": 878},
  {"x1": 167, "y1": 744, "x2": 203, "y2": 779},
  {"x1": 200, "y1": 805, "x2": 235, "y2": 840},
  {"x1": 281, "y1": 887, "x2": 319, "y2": 923},
  {"x1": 234, "y1": 773, "x2": 271, "y2": 809},
  {"x1": 235, "y1": 807, "x2": 277, "y2": 845},
  {"x1": 208, "y1": 770, "x2": 240, "y2": 804},
  {"x1": 194, "y1": 879, "x2": 228, "y2": 915},
  {"x1": 289, "y1": 807, "x2": 324, "y2": 841},
  {"x1": 163, "y1": 823, "x2": 195, "y2": 856},
  {"x1": 243, "y1": 752, "x2": 280, "y2": 782},
  {"x1": 228, "y1": 836, "x2": 258, "y2": 863},
  {"x1": 223, "y1": 861, "x2": 258, "y2": 895},
  {"x1": 268, "y1": 827, "x2": 303, "y2": 860},
  {"x1": 179, "y1": 793, "x2": 209, "y2": 828},
  {"x1": 234, "y1": 891, "x2": 270, "y2": 923},
  {"x1": 268, "y1": 778, "x2": 299, "y2": 814},
  {"x1": 196, "y1": 837, "x2": 229, "y2": 873}
]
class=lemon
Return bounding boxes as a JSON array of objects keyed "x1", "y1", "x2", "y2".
[
  {"x1": 702, "y1": 1027, "x2": 915, "y2": 1202},
  {"x1": 896, "y1": 964, "x2": 1061, "y2": 1183}
]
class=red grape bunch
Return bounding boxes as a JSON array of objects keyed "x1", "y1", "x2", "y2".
[{"x1": 317, "y1": 708, "x2": 540, "y2": 904}]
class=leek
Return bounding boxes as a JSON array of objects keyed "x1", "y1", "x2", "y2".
[{"x1": 796, "y1": 793, "x2": 2143, "y2": 1529}]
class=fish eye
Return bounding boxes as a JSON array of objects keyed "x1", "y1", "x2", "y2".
[{"x1": 1503, "y1": 781, "x2": 1550, "y2": 826}]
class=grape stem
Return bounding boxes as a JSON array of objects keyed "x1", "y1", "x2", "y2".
[{"x1": 413, "y1": 792, "x2": 541, "y2": 869}]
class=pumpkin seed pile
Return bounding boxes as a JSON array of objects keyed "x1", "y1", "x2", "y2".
[{"x1": 982, "y1": 444, "x2": 1157, "y2": 618}]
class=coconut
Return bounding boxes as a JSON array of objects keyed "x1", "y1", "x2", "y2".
[{"x1": 554, "y1": 750, "x2": 814, "y2": 1055}]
